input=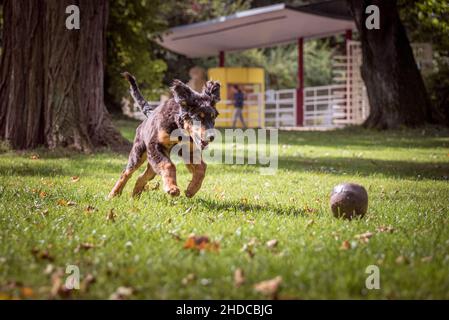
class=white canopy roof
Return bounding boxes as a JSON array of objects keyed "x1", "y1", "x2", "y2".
[{"x1": 158, "y1": 1, "x2": 355, "y2": 58}]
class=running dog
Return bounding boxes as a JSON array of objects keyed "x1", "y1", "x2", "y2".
[{"x1": 108, "y1": 72, "x2": 220, "y2": 199}]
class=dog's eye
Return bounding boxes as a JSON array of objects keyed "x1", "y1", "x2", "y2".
[{"x1": 199, "y1": 112, "x2": 205, "y2": 119}]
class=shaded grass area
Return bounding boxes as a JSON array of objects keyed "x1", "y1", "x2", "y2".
[{"x1": 0, "y1": 118, "x2": 448, "y2": 299}]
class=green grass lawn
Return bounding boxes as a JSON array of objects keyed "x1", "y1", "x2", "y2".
[{"x1": 1, "y1": 118, "x2": 448, "y2": 299}]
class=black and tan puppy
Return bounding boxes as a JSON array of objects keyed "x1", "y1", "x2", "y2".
[{"x1": 108, "y1": 72, "x2": 220, "y2": 199}]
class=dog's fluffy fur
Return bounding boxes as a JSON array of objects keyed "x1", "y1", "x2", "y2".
[{"x1": 108, "y1": 72, "x2": 220, "y2": 198}]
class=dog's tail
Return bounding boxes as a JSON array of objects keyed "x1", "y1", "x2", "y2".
[{"x1": 121, "y1": 72, "x2": 155, "y2": 118}]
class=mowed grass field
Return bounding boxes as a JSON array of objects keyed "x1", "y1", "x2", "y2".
[{"x1": 0, "y1": 117, "x2": 448, "y2": 299}]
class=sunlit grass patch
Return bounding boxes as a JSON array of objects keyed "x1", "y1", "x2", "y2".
[{"x1": 0, "y1": 119, "x2": 448, "y2": 299}]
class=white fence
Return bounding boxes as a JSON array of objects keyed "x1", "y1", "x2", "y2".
[
  {"x1": 304, "y1": 84, "x2": 346, "y2": 127},
  {"x1": 264, "y1": 40, "x2": 370, "y2": 128},
  {"x1": 332, "y1": 41, "x2": 370, "y2": 125},
  {"x1": 123, "y1": 40, "x2": 371, "y2": 129},
  {"x1": 122, "y1": 84, "x2": 357, "y2": 129},
  {"x1": 265, "y1": 89, "x2": 296, "y2": 127}
]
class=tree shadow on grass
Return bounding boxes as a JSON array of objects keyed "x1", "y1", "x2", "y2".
[
  {"x1": 0, "y1": 158, "x2": 125, "y2": 177},
  {"x1": 0, "y1": 163, "x2": 65, "y2": 177},
  {"x1": 278, "y1": 127, "x2": 449, "y2": 149},
  {"x1": 195, "y1": 197, "x2": 307, "y2": 217},
  {"x1": 279, "y1": 156, "x2": 449, "y2": 180}
]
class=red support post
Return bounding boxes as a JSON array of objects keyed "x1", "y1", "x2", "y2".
[
  {"x1": 296, "y1": 38, "x2": 304, "y2": 126},
  {"x1": 219, "y1": 51, "x2": 225, "y2": 67},
  {"x1": 345, "y1": 29, "x2": 352, "y2": 42}
]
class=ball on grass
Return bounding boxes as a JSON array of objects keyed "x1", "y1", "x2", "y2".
[{"x1": 330, "y1": 183, "x2": 368, "y2": 219}]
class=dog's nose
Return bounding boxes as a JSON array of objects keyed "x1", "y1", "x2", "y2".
[{"x1": 205, "y1": 132, "x2": 215, "y2": 142}]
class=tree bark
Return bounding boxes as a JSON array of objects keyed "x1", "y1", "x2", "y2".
[
  {"x1": 0, "y1": 0, "x2": 129, "y2": 151},
  {"x1": 347, "y1": 0, "x2": 435, "y2": 129}
]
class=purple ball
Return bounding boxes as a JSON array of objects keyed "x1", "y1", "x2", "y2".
[{"x1": 330, "y1": 183, "x2": 368, "y2": 219}]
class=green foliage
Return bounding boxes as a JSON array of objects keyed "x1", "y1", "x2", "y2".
[
  {"x1": 399, "y1": 0, "x2": 449, "y2": 123},
  {"x1": 426, "y1": 61, "x2": 449, "y2": 123},
  {"x1": 184, "y1": 0, "x2": 251, "y2": 22},
  {"x1": 105, "y1": 0, "x2": 333, "y2": 100},
  {"x1": 106, "y1": 0, "x2": 168, "y2": 104},
  {"x1": 162, "y1": 0, "x2": 251, "y2": 27},
  {"x1": 303, "y1": 40, "x2": 333, "y2": 87},
  {"x1": 399, "y1": 0, "x2": 449, "y2": 53},
  {"x1": 0, "y1": 118, "x2": 448, "y2": 298},
  {"x1": 197, "y1": 40, "x2": 333, "y2": 90},
  {"x1": 158, "y1": 0, "x2": 252, "y2": 85}
]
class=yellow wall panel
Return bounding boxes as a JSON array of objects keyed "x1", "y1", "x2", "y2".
[{"x1": 208, "y1": 67, "x2": 265, "y2": 128}]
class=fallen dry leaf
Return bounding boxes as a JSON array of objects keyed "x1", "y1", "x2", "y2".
[
  {"x1": 247, "y1": 238, "x2": 257, "y2": 247},
  {"x1": 81, "y1": 274, "x2": 96, "y2": 293},
  {"x1": 20, "y1": 287, "x2": 34, "y2": 298},
  {"x1": 254, "y1": 276, "x2": 282, "y2": 298},
  {"x1": 67, "y1": 201, "x2": 77, "y2": 206},
  {"x1": 421, "y1": 256, "x2": 433, "y2": 263},
  {"x1": 340, "y1": 240, "x2": 351, "y2": 250},
  {"x1": 30, "y1": 154, "x2": 40, "y2": 160},
  {"x1": 181, "y1": 273, "x2": 196, "y2": 286},
  {"x1": 50, "y1": 269, "x2": 71, "y2": 299},
  {"x1": 71, "y1": 176, "x2": 80, "y2": 183},
  {"x1": 376, "y1": 226, "x2": 395, "y2": 233},
  {"x1": 242, "y1": 246, "x2": 255, "y2": 258},
  {"x1": 266, "y1": 239, "x2": 278, "y2": 249},
  {"x1": 168, "y1": 231, "x2": 181, "y2": 241},
  {"x1": 74, "y1": 242, "x2": 95, "y2": 253},
  {"x1": 44, "y1": 264, "x2": 54, "y2": 275},
  {"x1": 84, "y1": 205, "x2": 96, "y2": 213},
  {"x1": 217, "y1": 191, "x2": 226, "y2": 200},
  {"x1": 110, "y1": 286, "x2": 134, "y2": 300},
  {"x1": 395, "y1": 255, "x2": 408, "y2": 264},
  {"x1": 246, "y1": 218, "x2": 256, "y2": 225},
  {"x1": 106, "y1": 209, "x2": 116, "y2": 222},
  {"x1": 234, "y1": 268, "x2": 245, "y2": 288},
  {"x1": 183, "y1": 234, "x2": 220, "y2": 252},
  {"x1": 304, "y1": 205, "x2": 317, "y2": 214},
  {"x1": 57, "y1": 199, "x2": 68, "y2": 206},
  {"x1": 241, "y1": 238, "x2": 258, "y2": 258},
  {"x1": 354, "y1": 231, "x2": 374, "y2": 243},
  {"x1": 31, "y1": 248, "x2": 54, "y2": 261},
  {"x1": 39, "y1": 191, "x2": 47, "y2": 199}
]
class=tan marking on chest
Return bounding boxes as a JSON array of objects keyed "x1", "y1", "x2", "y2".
[{"x1": 158, "y1": 130, "x2": 178, "y2": 148}]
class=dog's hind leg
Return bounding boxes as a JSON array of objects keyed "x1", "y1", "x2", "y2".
[
  {"x1": 148, "y1": 144, "x2": 180, "y2": 197},
  {"x1": 132, "y1": 163, "x2": 156, "y2": 197},
  {"x1": 108, "y1": 143, "x2": 146, "y2": 199}
]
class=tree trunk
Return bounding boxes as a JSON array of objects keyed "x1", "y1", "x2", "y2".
[
  {"x1": 0, "y1": 0, "x2": 129, "y2": 151},
  {"x1": 347, "y1": 0, "x2": 435, "y2": 129}
]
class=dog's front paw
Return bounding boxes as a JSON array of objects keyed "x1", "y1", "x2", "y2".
[
  {"x1": 107, "y1": 191, "x2": 120, "y2": 200},
  {"x1": 165, "y1": 186, "x2": 180, "y2": 197},
  {"x1": 185, "y1": 189, "x2": 196, "y2": 198}
]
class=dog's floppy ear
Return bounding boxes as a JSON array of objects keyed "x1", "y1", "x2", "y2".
[
  {"x1": 171, "y1": 79, "x2": 194, "y2": 108},
  {"x1": 204, "y1": 80, "x2": 221, "y2": 103}
]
